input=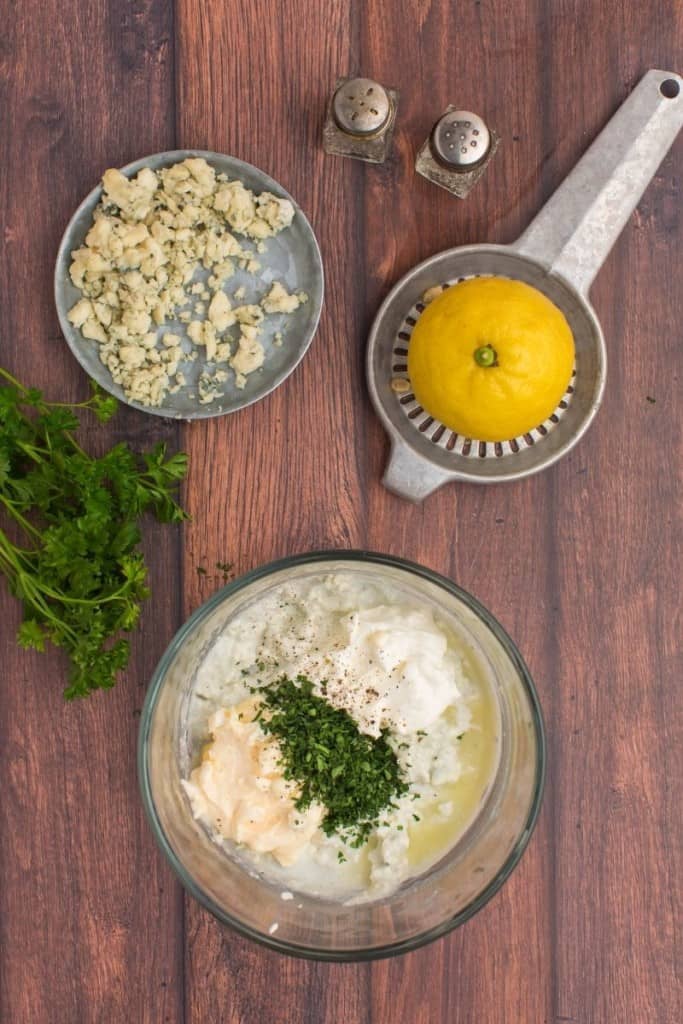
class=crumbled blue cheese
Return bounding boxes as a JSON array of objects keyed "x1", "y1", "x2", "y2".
[
  {"x1": 187, "y1": 320, "x2": 218, "y2": 362},
  {"x1": 198, "y1": 368, "x2": 229, "y2": 405},
  {"x1": 67, "y1": 158, "x2": 302, "y2": 407},
  {"x1": 261, "y1": 282, "x2": 308, "y2": 315},
  {"x1": 230, "y1": 325, "x2": 265, "y2": 387},
  {"x1": 207, "y1": 291, "x2": 235, "y2": 333},
  {"x1": 234, "y1": 304, "x2": 264, "y2": 326}
]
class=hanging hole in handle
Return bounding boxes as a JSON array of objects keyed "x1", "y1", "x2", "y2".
[{"x1": 660, "y1": 79, "x2": 680, "y2": 99}]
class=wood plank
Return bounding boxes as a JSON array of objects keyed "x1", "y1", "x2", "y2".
[
  {"x1": 362, "y1": 3, "x2": 555, "y2": 1021},
  {"x1": 542, "y1": 3, "x2": 682, "y2": 1021},
  {"x1": 0, "y1": 2, "x2": 183, "y2": 1022},
  {"x1": 175, "y1": 0, "x2": 373, "y2": 1020}
]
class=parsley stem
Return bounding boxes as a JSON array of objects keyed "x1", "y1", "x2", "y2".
[
  {"x1": 0, "y1": 531, "x2": 37, "y2": 570},
  {"x1": 63, "y1": 432, "x2": 88, "y2": 459},
  {"x1": 0, "y1": 544, "x2": 20, "y2": 579},
  {"x1": 27, "y1": 580, "x2": 130, "y2": 606},
  {"x1": 0, "y1": 498, "x2": 42, "y2": 539},
  {"x1": 5, "y1": 569, "x2": 79, "y2": 641},
  {"x1": 0, "y1": 367, "x2": 25, "y2": 391}
]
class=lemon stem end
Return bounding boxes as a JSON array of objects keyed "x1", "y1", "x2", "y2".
[{"x1": 474, "y1": 345, "x2": 498, "y2": 368}]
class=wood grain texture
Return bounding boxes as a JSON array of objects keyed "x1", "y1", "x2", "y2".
[
  {"x1": 0, "y1": 2, "x2": 183, "y2": 1023},
  {"x1": 360, "y1": 4, "x2": 559, "y2": 1022},
  {"x1": 543, "y1": 7, "x2": 683, "y2": 1022},
  {"x1": 175, "y1": 2, "x2": 373, "y2": 1020},
  {"x1": 1, "y1": 0, "x2": 681, "y2": 1021}
]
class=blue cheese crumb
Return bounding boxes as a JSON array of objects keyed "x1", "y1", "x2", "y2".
[{"x1": 261, "y1": 282, "x2": 308, "y2": 315}]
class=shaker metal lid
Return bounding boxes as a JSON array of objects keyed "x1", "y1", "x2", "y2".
[
  {"x1": 333, "y1": 78, "x2": 391, "y2": 136},
  {"x1": 431, "y1": 110, "x2": 491, "y2": 168}
]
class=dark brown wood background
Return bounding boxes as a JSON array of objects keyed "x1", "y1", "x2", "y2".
[{"x1": 1, "y1": 1, "x2": 680, "y2": 1021}]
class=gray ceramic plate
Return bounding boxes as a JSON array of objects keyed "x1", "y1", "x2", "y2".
[{"x1": 54, "y1": 150, "x2": 324, "y2": 419}]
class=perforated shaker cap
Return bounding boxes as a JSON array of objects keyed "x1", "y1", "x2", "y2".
[
  {"x1": 333, "y1": 78, "x2": 391, "y2": 136},
  {"x1": 431, "y1": 110, "x2": 491, "y2": 168}
]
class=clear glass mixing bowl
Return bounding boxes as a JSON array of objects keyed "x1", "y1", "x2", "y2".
[{"x1": 138, "y1": 551, "x2": 545, "y2": 960}]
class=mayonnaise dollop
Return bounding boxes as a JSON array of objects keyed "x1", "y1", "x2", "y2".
[{"x1": 182, "y1": 696, "x2": 324, "y2": 866}]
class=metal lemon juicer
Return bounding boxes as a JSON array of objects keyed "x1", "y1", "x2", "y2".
[{"x1": 367, "y1": 69, "x2": 683, "y2": 501}]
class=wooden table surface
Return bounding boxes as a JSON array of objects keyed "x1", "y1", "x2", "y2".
[{"x1": 1, "y1": 1, "x2": 681, "y2": 1021}]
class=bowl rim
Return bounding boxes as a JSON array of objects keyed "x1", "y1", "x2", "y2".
[{"x1": 138, "y1": 549, "x2": 546, "y2": 961}]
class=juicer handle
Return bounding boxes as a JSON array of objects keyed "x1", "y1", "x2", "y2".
[
  {"x1": 514, "y1": 69, "x2": 683, "y2": 295},
  {"x1": 383, "y1": 437, "x2": 453, "y2": 502}
]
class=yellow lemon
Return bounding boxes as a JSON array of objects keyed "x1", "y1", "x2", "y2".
[{"x1": 407, "y1": 277, "x2": 575, "y2": 442}]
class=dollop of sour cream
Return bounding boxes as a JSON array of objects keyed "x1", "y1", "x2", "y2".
[
  {"x1": 182, "y1": 696, "x2": 324, "y2": 866},
  {"x1": 290, "y1": 604, "x2": 461, "y2": 737},
  {"x1": 190, "y1": 583, "x2": 464, "y2": 740},
  {"x1": 240, "y1": 598, "x2": 463, "y2": 738}
]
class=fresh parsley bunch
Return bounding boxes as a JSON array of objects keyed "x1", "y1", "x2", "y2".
[{"x1": 0, "y1": 368, "x2": 188, "y2": 698}]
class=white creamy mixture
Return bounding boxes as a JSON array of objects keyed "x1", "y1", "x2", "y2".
[{"x1": 183, "y1": 572, "x2": 500, "y2": 901}]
